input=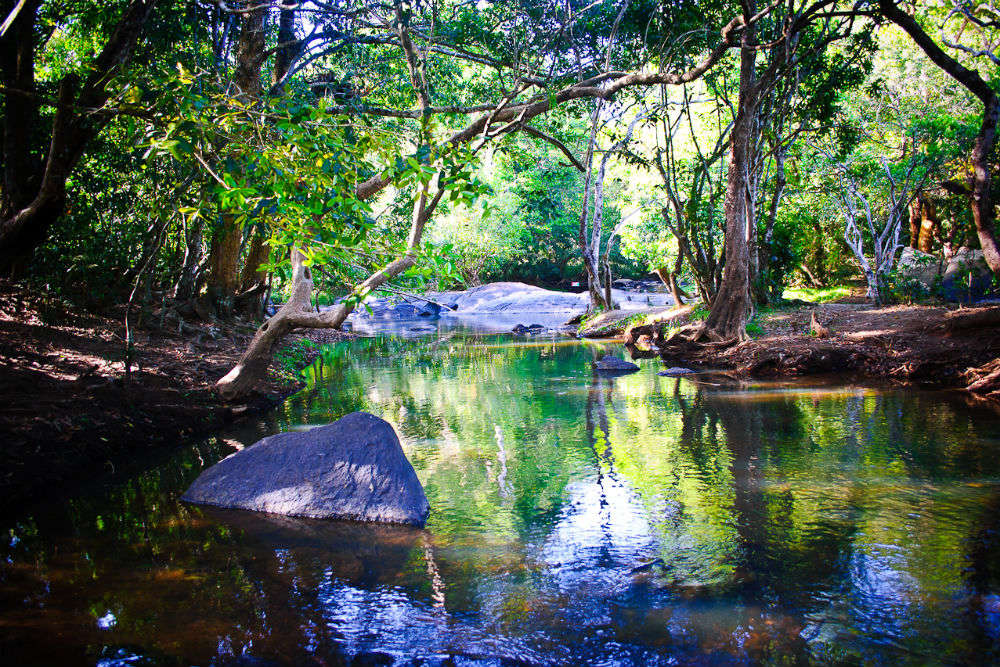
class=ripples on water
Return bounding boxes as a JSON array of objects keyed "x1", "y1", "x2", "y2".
[{"x1": 3, "y1": 333, "x2": 1000, "y2": 665}]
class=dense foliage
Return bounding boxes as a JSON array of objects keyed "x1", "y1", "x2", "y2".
[{"x1": 1, "y1": 0, "x2": 997, "y2": 323}]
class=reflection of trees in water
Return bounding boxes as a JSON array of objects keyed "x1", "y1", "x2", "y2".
[
  {"x1": 584, "y1": 368, "x2": 620, "y2": 570},
  {"x1": 10, "y1": 337, "x2": 1000, "y2": 664},
  {"x1": 585, "y1": 368, "x2": 616, "y2": 475}
]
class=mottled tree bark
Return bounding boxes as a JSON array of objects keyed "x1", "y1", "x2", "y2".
[
  {"x1": 704, "y1": 1, "x2": 759, "y2": 341},
  {"x1": 918, "y1": 197, "x2": 939, "y2": 254}
]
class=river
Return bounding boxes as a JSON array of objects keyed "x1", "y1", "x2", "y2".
[{"x1": 3, "y1": 332, "x2": 1000, "y2": 665}]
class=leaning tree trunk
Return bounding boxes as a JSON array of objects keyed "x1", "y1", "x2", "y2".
[
  {"x1": 216, "y1": 180, "x2": 443, "y2": 399},
  {"x1": 703, "y1": 5, "x2": 759, "y2": 341},
  {"x1": 656, "y1": 254, "x2": 689, "y2": 306}
]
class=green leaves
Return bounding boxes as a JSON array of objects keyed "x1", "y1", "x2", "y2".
[{"x1": 142, "y1": 70, "x2": 388, "y2": 277}]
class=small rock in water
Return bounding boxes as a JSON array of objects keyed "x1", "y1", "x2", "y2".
[
  {"x1": 594, "y1": 354, "x2": 639, "y2": 373},
  {"x1": 629, "y1": 558, "x2": 667, "y2": 574},
  {"x1": 512, "y1": 323, "x2": 546, "y2": 334},
  {"x1": 182, "y1": 412, "x2": 430, "y2": 526},
  {"x1": 658, "y1": 367, "x2": 695, "y2": 376}
]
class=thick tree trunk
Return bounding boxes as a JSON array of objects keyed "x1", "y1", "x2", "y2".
[
  {"x1": 206, "y1": 213, "x2": 243, "y2": 316},
  {"x1": 918, "y1": 197, "x2": 938, "y2": 253},
  {"x1": 1, "y1": 0, "x2": 42, "y2": 219},
  {"x1": 239, "y1": 232, "x2": 268, "y2": 292},
  {"x1": 880, "y1": 0, "x2": 1000, "y2": 275},
  {"x1": 205, "y1": 4, "x2": 266, "y2": 314},
  {"x1": 271, "y1": 5, "x2": 299, "y2": 91},
  {"x1": 236, "y1": 231, "x2": 269, "y2": 317},
  {"x1": 173, "y1": 214, "x2": 205, "y2": 302},
  {"x1": 753, "y1": 145, "x2": 786, "y2": 306},
  {"x1": 704, "y1": 3, "x2": 759, "y2": 341},
  {"x1": 970, "y1": 108, "x2": 1000, "y2": 270},
  {"x1": 909, "y1": 197, "x2": 922, "y2": 249}
]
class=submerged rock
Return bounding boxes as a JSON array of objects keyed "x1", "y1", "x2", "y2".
[
  {"x1": 203, "y1": 507, "x2": 423, "y2": 586},
  {"x1": 594, "y1": 354, "x2": 640, "y2": 373},
  {"x1": 658, "y1": 367, "x2": 695, "y2": 376},
  {"x1": 182, "y1": 412, "x2": 430, "y2": 526}
]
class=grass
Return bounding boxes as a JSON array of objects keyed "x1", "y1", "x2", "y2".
[
  {"x1": 578, "y1": 310, "x2": 648, "y2": 336},
  {"x1": 688, "y1": 303, "x2": 710, "y2": 321},
  {"x1": 782, "y1": 285, "x2": 853, "y2": 304},
  {"x1": 745, "y1": 319, "x2": 766, "y2": 337}
]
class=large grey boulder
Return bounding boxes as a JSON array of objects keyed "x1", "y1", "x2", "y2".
[
  {"x1": 452, "y1": 281, "x2": 589, "y2": 312},
  {"x1": 182, "y1": 412, "x2": 430, "y2": 526},
  {"x1": 897, "y1": 247, "x2": 942, "y2": 286},
  {"x1": 941, "y1": 247, "x2": 993, "y2": 301}
]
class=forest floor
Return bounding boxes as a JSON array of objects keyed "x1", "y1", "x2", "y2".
[
  {"x1": 0, "y1": 282, "x2": 353, "y2": 512},
  {"x1": 651, "y1": 296, "x2": 1000, "y2": 402}
]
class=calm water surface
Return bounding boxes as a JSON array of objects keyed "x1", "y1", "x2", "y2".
[{"x1": 4, "y1": 333, "x2": 1000, "y2": 665}]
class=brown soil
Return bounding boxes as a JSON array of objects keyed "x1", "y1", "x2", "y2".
[
  {"x1": 0, "y1": 282, "x2": 354, "y2": 512},
  {"x1": 650, "y1": 300, "x2": 1000, "y2": 401}
]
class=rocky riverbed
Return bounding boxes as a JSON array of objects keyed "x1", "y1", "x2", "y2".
[{"x1": 339, "y1": 281, "x2": 675, "y2": 335}]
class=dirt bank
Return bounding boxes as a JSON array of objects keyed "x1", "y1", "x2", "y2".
[
  {"x1": 0, "y1": 282, "x2": 353, "y2": 512},
  {"x1": 634, "y1": 301, "x2": 1000, "y2": 401}
]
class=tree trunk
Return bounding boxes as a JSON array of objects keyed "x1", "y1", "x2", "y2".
[
  {"x1": 173, "y1": 214, "x2": 205, "y2": 302},
  {"x1": 206, "y1": 213, "x2": 243, "y2": 316},
  {"x1": 918, "y1": 196, "x2": 938, "y2": 253},
  {"x1": 704, "y1": 3, "x2": 759, "y2": 341},
  {"x1": 655, "y1": 254, "x2": 690, "y2": 306},
  {"x1": 271, "y1": 4, "x2": 299, "y2": 91},
  {"x1": 205, "y1": 4, "x2": 266, "y2": 314},
  {"x1": 753, "y1": 144, "x2": 787, "y2": 306},
  {"x1": 236, "y1": 231, "x2": 269, "y2": 317},
  {"x1": 577, "y1": 100, "x2": 610, "y2": 312},
  {"x1": 0, "y1": 0, "x2": 159, "y2": 275},
  {"x1": 1, "y1": 0, "x2": 42, "y2": 220},
  {"x1": 216, "y1": 180, "x2": 444, "y2": 399},
  {"x1": 909, "y1": 197, "x2": 922, "y2": 249},
  {"x1": 880, "y1": 0, "x2": 1000, "y2": 275}
]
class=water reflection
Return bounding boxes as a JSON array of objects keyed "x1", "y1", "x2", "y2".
[{"x1": 3, "y1": 335, "x2": 1000, "y2": 664}]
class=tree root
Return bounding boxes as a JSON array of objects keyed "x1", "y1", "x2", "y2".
[{"x1": 967, "y1": 358, "x2": 1000, "y2": 397}]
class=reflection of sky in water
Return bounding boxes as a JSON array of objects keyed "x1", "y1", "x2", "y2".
[{"x1": 5, "y1": 334, "x2": 1000, "y2": 665}]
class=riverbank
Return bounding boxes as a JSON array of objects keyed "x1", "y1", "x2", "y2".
[
  {"x1": 0, "y1": 282, "x2": 353, "y2": 512},
  {"x1": 627, "y1": 300, "x2": 1000, "y2": 402}
]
